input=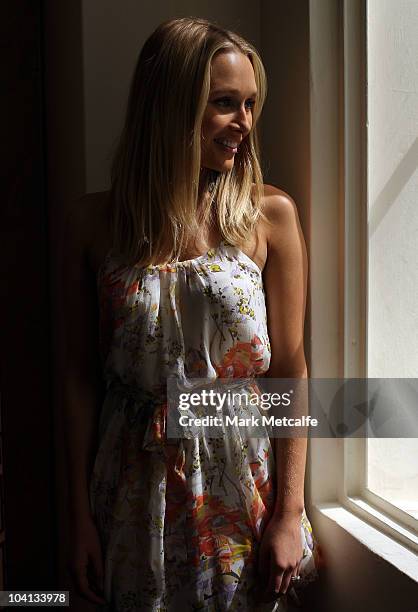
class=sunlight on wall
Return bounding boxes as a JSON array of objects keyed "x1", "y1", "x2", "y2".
[{"x1": 367, "y1": 0, "x2": 418, "y2": 519}]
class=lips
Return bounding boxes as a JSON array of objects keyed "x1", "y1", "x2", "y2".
[{"x1": 214, "y1": 138, "x2": 240, "y2": 153}]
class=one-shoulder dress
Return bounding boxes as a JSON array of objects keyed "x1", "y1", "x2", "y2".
[{"x1": 89, "y1": 239, "x2": 320, "y2": 611}]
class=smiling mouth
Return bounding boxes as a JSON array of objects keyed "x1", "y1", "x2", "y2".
[{"x1": 214, "y1": 139, "x2": 239, "y2": 153}]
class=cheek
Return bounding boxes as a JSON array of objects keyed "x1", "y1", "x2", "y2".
[{"x1": 202, "y1": 113, "x2": 228, "y2": 139}]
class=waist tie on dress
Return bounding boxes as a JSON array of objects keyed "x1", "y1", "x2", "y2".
[
  {"x1": 103, "y1": 376, "x2": 264, "y2": 465},
  {"x1": 103, "y1": 377, "x2": 187, "y2": 481}
]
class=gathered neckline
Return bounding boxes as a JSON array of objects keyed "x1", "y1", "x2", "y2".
[
  {"x1": 149, "y1": 239, "x2": 227, "y2": 269},
  {"x1": 97, "y1": 239, "x2": 262, "y2": 281}
]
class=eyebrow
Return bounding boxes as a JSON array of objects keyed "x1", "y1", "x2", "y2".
[{"x1": 210, "y1": 88, "x2": 257, "y2": 97}]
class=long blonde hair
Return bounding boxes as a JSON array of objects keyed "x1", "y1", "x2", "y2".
[{"x1": 109, "y1": 16, "x2": 268, "y2": 267}]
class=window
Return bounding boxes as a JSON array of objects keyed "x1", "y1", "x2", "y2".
[
  {"x1": 343, "y1": 0, "x2": 418, "y2": 546},
  {"x1": 366, "y1": 0, "x2": 418, "y2": 523}
]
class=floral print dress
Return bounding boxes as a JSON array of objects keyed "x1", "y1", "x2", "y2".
[{"x1": 89, "y1": 240, "x2": 320, "y2": 611}]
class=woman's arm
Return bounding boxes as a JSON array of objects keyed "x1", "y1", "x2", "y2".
[
  {"x1": 62, "y1": 197, "x2": 104, "y2": 525},
  {"x1": 258, "y1": 186, "x2": 309, "y2": 598},
  {"x1": 62, "y1": 198, "x2": 107, "y2": 604}
]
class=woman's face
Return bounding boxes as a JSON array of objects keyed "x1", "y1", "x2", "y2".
[{"x1": 201, "y1": 50, "x2": 257, "y2": 173}]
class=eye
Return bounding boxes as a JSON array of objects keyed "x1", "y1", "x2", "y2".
[
  {"x1": 214, "y1": 97, "x2": 233, "y2": 107},
  {"x1": 245, "y1": 99, "x2": 256, "y2": 110},
  {"x1": 213, "y1": 97, "x2": 256, "y2": 111}
]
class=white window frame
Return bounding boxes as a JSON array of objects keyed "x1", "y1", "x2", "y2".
[
  {"x1": 341, "y1": 0, "x2": 418, "y2": 551},
  {"x1": 307, "y1": 0, "x2": 418, "y2": 561}
]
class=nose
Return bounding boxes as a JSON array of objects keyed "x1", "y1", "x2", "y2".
[{"x1": 232, "y1": 103, "x2": 252, "y2": 135}]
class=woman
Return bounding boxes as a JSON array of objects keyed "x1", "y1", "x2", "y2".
[{"x1": 64, "y1": 17, "x2": 320, "y2": 612}]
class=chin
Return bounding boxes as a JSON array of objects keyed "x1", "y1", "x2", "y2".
[{"x1": 205, "y1": 161, "x2": 234, "y2": 173}]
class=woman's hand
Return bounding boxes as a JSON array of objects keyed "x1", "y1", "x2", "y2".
[
  {"x1": 256, "y1": 512, "x2": 303, "y2": 603},
  {"x1": 68, "y1": 515, "x2": 107, "y2": 606}
]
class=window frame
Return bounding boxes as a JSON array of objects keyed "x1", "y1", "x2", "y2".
[
  {"x1": 341, "y1": 0, "x2": 418, "y2": 550},
  {"x1": 308, "y1": 0, "x2": 418, "y2": 556}
]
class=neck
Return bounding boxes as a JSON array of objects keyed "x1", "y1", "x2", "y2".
[
  {"x1": 192, "y1": 168, "x2": 219, "y2": 239},
  {"x1": 198, "y1": 168, "x2": 219, "y2": 207}
]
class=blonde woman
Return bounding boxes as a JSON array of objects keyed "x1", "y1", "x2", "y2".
[{"x1": 64, "y1": 17, "x2": 320, "y2": 612}]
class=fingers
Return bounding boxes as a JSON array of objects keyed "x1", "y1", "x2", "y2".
[
  {"x1": 266, "y1": 555, "x2": 283, "y2": 596},
  {"x1": 264, "y1": 558, "x2": 302, "y2": 601},
  {"x1": 279, "y1": 558, "x2": 303, "y2": 596},
  {"x1": 256, "y1": 539, "x2": 304, "y2": 603},
  {"x1": 255, "y1": 555, "x2": 283, "y2": 604},
  {"x1": 90, "y1": 548, "x2": 105, "y2": 593},
  {"x1": 279, "y1": 568, "x2": 294, "y2": 595},
  {"x1": 69, "y1": 562, "x2": 107, "y2": 606},
  {"x1": 256, "y1": 548, "x2": 275, "y2": 603}
]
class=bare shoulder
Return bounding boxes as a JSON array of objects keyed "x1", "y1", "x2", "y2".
[
  {"x1": 259, "y1": 184, "x2": 300, "y2": 239},
  {"x1": 62, "y1": 192, "x2": 110, "y2": 384},
  {"x1": 243, "y1": 184, "x2": 299, "y2": 272},
  {"x1": 257, "y1": 184, "x2": 306, "y2": 260},
  {"x1": 259, "y1": 183, "x2": 307, "y2": 280}
]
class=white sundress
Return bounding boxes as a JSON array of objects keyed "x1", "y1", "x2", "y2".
[{"x1": 89, "y1": 239, "x2": 320, "y2": 611}]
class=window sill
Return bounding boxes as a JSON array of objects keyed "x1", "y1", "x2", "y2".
[{"x1": 313, "y1": 502, "x2": 418, "y2": 583}]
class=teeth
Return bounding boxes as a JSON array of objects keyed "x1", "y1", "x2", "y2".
[{"x1": 216, "y1": 139, "x2": 239, "y2": 148}]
